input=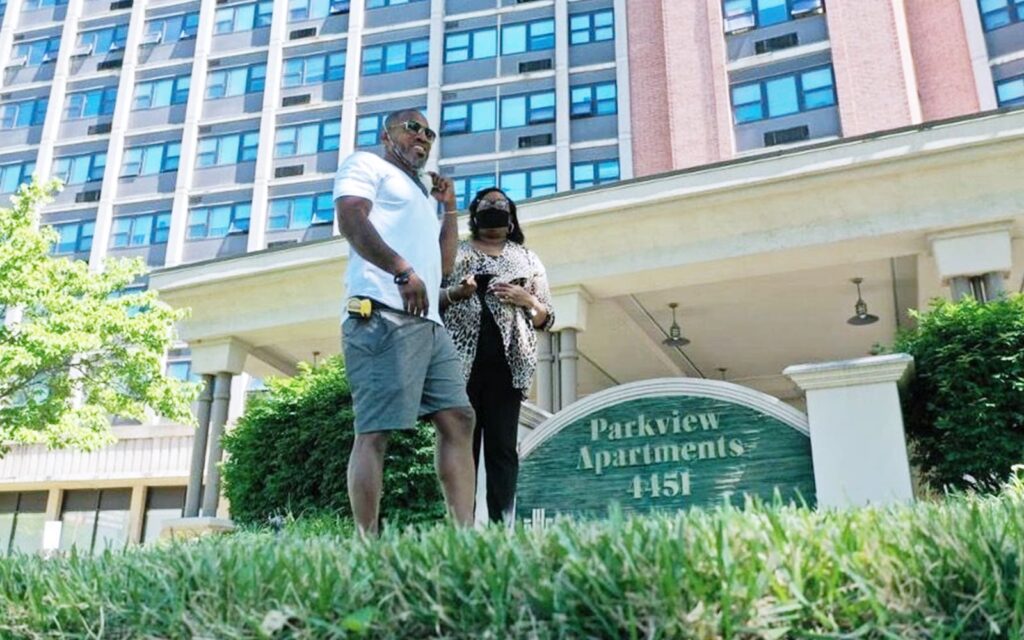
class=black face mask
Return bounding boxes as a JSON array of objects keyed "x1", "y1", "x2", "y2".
[{"x1": 475, "y1": 208, "x2": 510, "y2": 229}]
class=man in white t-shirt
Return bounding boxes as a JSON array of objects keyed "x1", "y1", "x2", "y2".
[{"x1": 333, "y1": 109, "x2": 475, "y2": 535}]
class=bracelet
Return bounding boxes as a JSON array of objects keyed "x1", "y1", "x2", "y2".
[{"x1": 445, "y1": 286, "x2": 456, "y2": 304}]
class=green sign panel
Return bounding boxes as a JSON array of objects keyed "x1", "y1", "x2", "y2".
[{"x1": 516, "y1": 380, "x2": 816, "y2": 520}]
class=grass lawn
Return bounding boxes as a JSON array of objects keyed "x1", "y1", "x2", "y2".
[{"x1": 1, "y1": 483, "x2": 1023, "y2": 639}]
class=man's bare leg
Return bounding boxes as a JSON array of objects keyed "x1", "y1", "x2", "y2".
[
  {"x1": 348, "y1": 431, "x2": 390, "y2": 536},
  {"x1": 432, "y1": 406, "x2": 476, "y2": 526}
]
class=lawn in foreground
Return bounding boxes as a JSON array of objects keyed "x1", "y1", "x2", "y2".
[{"x1": 1, "y1": 485, "x2": 1023, "y2": 639}]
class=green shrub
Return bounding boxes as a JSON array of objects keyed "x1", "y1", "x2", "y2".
[
  {"x1": 893, "y1": 295, "x2": 1024, "y2": 490},
  {"x1": 221, "y1": 356, "x2": 445, "y2": 526}
]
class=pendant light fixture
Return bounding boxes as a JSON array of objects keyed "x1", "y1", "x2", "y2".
[
  {"x1": 847, "y1": 277, "x2": 879, "y2": 326},
  {"x1": 662, "y1": 303, "x2": 691, "y2": 347}
]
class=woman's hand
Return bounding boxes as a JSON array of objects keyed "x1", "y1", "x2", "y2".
[
  {"x1": 491, "y1": 282, "x2": 535, "y2": 308},
  {"x1": 449, "y1": 275, "x2": 477, "y2": 302}
]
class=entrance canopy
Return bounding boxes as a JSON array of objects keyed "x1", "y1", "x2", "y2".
[{"x1": 151, "y1": 109, "x2": 1024, "y2": 404}]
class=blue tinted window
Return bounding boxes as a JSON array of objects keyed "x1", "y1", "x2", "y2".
[
  {"x1": 500, "y1": 167, "x2": 556, "y2": 201},
  {"x1": 730, "y1": 65, "x2": 834, "y2": 123},
  {"x1": 206, "y1": 64, "x2": 267, "y2": 99},
  {"x1": 145, "y1": 12, "x2": 199, "y2": 42},
  {"x1": 283, "y1": 52, "x2": 345, "y2": 86},
  {"x1": 110, "y1": 212, "x2": 171, "y2": 248},
  {"x1": 356, "y1": 114, "x2": 384, "y2": 147},
  {"x1": 64, "y1": 87, "x2": 117, "y2": 120},
  {"x1": 77, "y1": 24, "x2": 128, "y2": 53},
  {"x1": 441, "y1": 99, "x2": 496, "y2": 134},
  {"x1": 0, "y1": 161, "x2": 34, "y2": 194},
  {"x1": 133, "y1": 76, "x2": 190, "y2": 109},
  {"x1": 367, "y1": 0, "x2": 426, "y2": 7},
  {"x1": 187, "y1": 203, "x2": 251, "y2": 239},
  {"x1": 570, "y1": 10, "x2": 614, "y2": 45},
  {"x1": 274, "y1": 120, "x2": 340, "y2": 157},
  {"x1": 121, "y1": 141, "x2": 180, "y2": 176},
  {"x1": 500, "y1": 91, "x2": 555, "y2": 128},
  {"x1": 722, "y1": 0, "x2": 824, "y2": 32},
  {"x1": 445, "y1": 28, "x2": 497, "y2": 63},
  {"x1": 12, "y1": 36, "x2": 60, "y2": 65},
  {"x1": 22, "y1": 0, "x2": 69, "y2": 7},
  {"x1": 0, "y1": 97, "x2": 48, "y2": 129},
  {"x1": 501, "y1": 19, "x2": 555, "y2": 54},
  {"x1": 997, "y1": 76, "x2": 1024, "y2": 106},
  {"x1": 267, "y1": 192, "x2": 333, "y2": 230},
  {"x1": 214, "y1": 1, "x2": 273, "y2": 34},
  {"x1": 363, "y1": 38, "x2": 429, "y2": 75},
  {"x1": 978, "y1": 0, "x2": 1024, "y2": 30},
  {"x1": 572, "y1": 159, "x2": 619, "y2": 189},
  {"x1": 196, "y1": 132, "x2": 259, "y2": 166},
  {"x1": 454, "y1": 174, "x2": 495, "y2": 210},
  {"x1": 52, "y1": 152, "x2": 106, "y2": 184},
  {"x1": 51, "y1": 220, "x2": 95, "y2": 255}
]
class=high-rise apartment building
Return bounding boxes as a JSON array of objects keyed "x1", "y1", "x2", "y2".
[{"x1": 0, "y1": 0, "x2": 1021, "y2": 554}]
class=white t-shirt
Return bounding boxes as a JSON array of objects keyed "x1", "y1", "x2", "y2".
[{"x1": 333, "y1": 151, "x2": 443, "y2": 325}]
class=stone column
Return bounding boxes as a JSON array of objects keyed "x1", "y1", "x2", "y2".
[
  {"x1": 558, "y1": 329, "x2": 579, "y2": 409},
  {"x1": 183, "y1": 373, "x2": 215, "y2": 518},
  {"x1": 784, "y1": 354, "x2": 915, "y2": 508},
  {"x1": 536, "y1": 332, "x2": 554, "y2": 413},
  {"x1": 930, "y1": 223, "x2": 1013, "y2": 302},
  {"x1": 201, "y1": 372, "x2": 233, "y2": 517}
]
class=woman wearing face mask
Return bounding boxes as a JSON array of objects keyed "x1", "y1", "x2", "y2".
[{"x1": 440, "y1": 187, "x2": 555, "y2": 524}]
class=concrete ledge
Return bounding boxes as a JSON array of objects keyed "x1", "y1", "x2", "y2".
[
  {"x1": 784, "y1": 354, "x2": 914, "y2": 391},
  {"x1": 160, "y1": 516, "x2": 236, "y2": 541}
]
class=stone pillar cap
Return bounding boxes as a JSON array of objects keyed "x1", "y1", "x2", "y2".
[{"x1": 784, "y1": 353, "x2": 914, "y2": 391}]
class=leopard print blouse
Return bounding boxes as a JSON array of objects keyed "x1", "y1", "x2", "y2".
[{"x1": 442, "y1": 239, "x2": 555, "y2": 395}]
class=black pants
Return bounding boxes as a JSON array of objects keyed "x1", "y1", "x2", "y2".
[{"x1": 468, "y1": 340, "x2": 522, "y2": 523}]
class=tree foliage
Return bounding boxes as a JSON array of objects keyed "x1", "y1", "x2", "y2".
[
  {"x1": 0, "y1": 180, "x2": 196, "y2": 453},
  {"x1": 221, "y1": 356, "x2": 445, "y2": 526},
  {"x1": 893, "y1": 295, "x2": 1024, "y2": 490}
]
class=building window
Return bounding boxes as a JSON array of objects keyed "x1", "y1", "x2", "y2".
[
  {"x1": 501, "y1": 19, "x2": 555, "y2": 55},
  {"x1": 570, "y1": 81, "x2": 616, "y2": 118},
  {"x1": 731, "y1": 65, "x2": 835, "y2": 123},
  {"x1": 453, "y1": 174, "x2": 495, "y2": 210},
  {"x1": 723, "y1": 0, "x2": 824, "y2": 33},
  {"x1": 500, "y1": 167, "x2": 556, "y2": 201},
  {"x1": 22, "y1": 0, "x2": 69, "y2": 8},
  {"x1": 569, "y1": 10, "x2": 614, "y2": 45},
  {"x1": 367, "y1": 0, "x2": 426, "y2": 7},
  {"x1": 0, "y1": 161, "x2": 34, "y2": 194},
  {"x1": 206, "y1": 64, "x2": 267, "y2": 99},
  {"x1": 444, "y1": 28, "x2": 497, "y2": 63},
  {"x1": 122, "y1": 141, "x2": 180, "y2": 176},
  {"x1": 214, "y1": 1, "x2": 273, "y2": 34},
  {"x1": 0, "y1": 97, "x2": 48, "y2": 129},
  {"x1": 441, "y1": 99, "x2": 496, "y2": 134},
  {"x1": 0, "y1": 491, "x2": 47, "y2": 556},
  {"x1": 500, "y1": 90, "x2": 555, "y2": 128},
  {"x1": 268, "y1": 192, "x2": 334, "y2": 230},
  {"x1": 52, "y1": 152, "x2": 106, "y2": 184},
  {"x1": 133, "y1": 76, "x2": 190, "y2": 110},
  {"x1": 76, "y1": 24, "x2": 128, "y2": 54},
  {"x1": 64, "y1": 87, "x2": 117, "y2": 120},
  {"x1": 51, "y1": 220, "x2": 95, "y2": 254},
  {"x1": 59, "y1": 489, "x2": 131, "y2": 555},
  {"x1": 356, "y1": 113, "x2": 384, "y2": 146},
  {"x1": 165, "y1": 358, "x2": 198, "y2": 381},
  {"x1": 274, "y1": 120, "x2": 340, "y2": 157},
  {"x1": 141, "y1": 487, "x2": 185, "y2": 544},
  {"x1": 282, "y1": 52, "x2": 345, "y2": 86},
  {"x1": 572, "y1": 158, "x2": 619, "y2": 189},
  {"x1": 996, "y1": 76, "x2": 1024, "y2": 106},
  {"x1": 362, "y1": 38, "x2": 430, "y2": 75},
  {"x1": 110, "y1": 211, "x2": 172, "y2": 248},
  {"x1": 978, "y1": 0, "x2": 1024, "y2": 30},
  {"x1": 144, "y1": 12, "x2": 199, "y2": 42},
  {"x1": 11, "y1": 36, "x2": 61, "y2": 65},
  {"x1": 196, "y1": 131, "x2": 259, "y2": 167},
  {"x1": 187, "y1": 203, "x2": 251, "y2": 239}
]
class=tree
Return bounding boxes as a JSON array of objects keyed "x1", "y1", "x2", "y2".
[
  {"x1": 892, "y1": 295, "x2": 1024, "y2": 490},
  {"x1": 221, "y1": 356, "x2": 445, "y2": 526},
  {"x1": 0, "y1": 179, "x2": 197, "y2": 454}
]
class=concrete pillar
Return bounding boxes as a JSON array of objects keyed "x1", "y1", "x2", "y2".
[
  {"x1": 554, "y1": 0, "x2": 571, "y2": 192},
  {"x1": 958, "y1": 0, "x2": 999, "y2": 110},
  {"x1": 536, "y1": 332, "x2": 554, "y2": 412},
  {"x1": 0, "y1": 0, "x2": 23, "y2": 83},
  {"x1": 784, "y1": 354, "x2": 915, "y2": 508},
  {"x1": 612, "y1": 0, "x2": 633, "y2": 180},
  {"x1": 201, "y1": 372, "x2": 233, "y2": 517},
  {"x1": 930, "y1": 223, "x2": 1013, "y2": 302},
  {"x1": 127, "y1": 484, "x2": 146, "y2": 543},
  {"x1": 550, "y1": 331, "x2": 561, "y2": 412},
  {"x1": 33, "y1": 0, "x2": 84, "y2": 178},
  {"x1": 183, "y1": 373, "x2": 215, "y2": 518},
  {"x1": 558, "y1": 328, "x2": 579, "y2": 408}
]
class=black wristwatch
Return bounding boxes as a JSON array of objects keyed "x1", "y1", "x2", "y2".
[{"x1": 394, "y1": 268, "x2": 414, "y2": 285}]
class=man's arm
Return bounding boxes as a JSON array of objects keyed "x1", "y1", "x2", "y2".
[
  {"x1": 336, "y1": 195, "x2": 428, "y2": 316},
  {"x1": 428, "y1": 172, "x2": 458, "y2": 277}
]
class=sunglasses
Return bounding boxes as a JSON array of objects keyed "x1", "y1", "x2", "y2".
[
  {"x1": 394, "y1": 120, "x2": 437, "y2": 143},
  {"x1": 476, "y1": 199, "x2": 511, "y2": 211}
]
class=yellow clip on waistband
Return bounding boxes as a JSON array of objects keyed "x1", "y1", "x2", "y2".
[{"x1": 346, "y1": 297, "x2": 373, "y2": 318}]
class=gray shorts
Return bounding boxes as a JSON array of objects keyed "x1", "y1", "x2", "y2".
[{"x1": 342, "y1": 309, "x2": 470, "y2": 434}]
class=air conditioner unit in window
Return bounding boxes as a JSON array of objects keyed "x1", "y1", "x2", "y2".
[
  {"x1": 198, "y1": 125, "x2": 213, "y2": 134},
  {"x1": 268, "y1": 239, "x2": 299, "y2": 249},
  {"x1": 763, "y1": 125, "x2": 810, "y2": 147},
  {"x1": 724, "y1": 14, "x2": 756, "y2": 35},
  {"x1": 442, "y1": 91, "x2": 458, "y2": 100},
  {"x1": 140, "y1": 31, "x2": 163, "y2": 46},
  {"x1": 329, "y1": 0, "x2": 350, "y2": 14},
  {"x1": 290, "y1": 27, "x2": 317, "y2": 40},
  {"x1": 71, "y1": 44, "x2": 94, "y2": 57},
  {"x1": 446, "y1": 20, "x2": 460, "y2": 29},
  {"x1": 87, "y1": 123, "x2": 112, "y2": 135},
  {"x1": 281, "y1": 94, "x2": 311, "y2": 107},
  {"x1": 189, "y1": 195, "x2": 203, "y2": 205},
  {"x1": 110, "y1": 0, "x2": 132, "y2": 8},
  {"x1": 75, "y1": 189, "x2": 101, "y2": 203},
  {"x1": 274, "y1": 165, "x2": 304, "y2": 178},
  {"x1": 207, "y1": 59, "x2": 221, "y2": 67},
  {"x1": 518, "y1": 133, "x2": 552, "y2": 148},
  {"x1": 519, "y1": 58, "x2": 552, "y2": 73},
  {"x1": 755, "y1": 33, "x2": 798, "y2": 54},
  {"x1": 790, "y1": 0, "x2": 824, "y2": 17},
  {"x1": 97, "y1": 58, "x2": 123, "y2": 70}
]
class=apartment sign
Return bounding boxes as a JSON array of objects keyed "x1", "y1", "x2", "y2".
[{"x1": 516, "y1": 380, "x2": 816, "y2": 520}]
